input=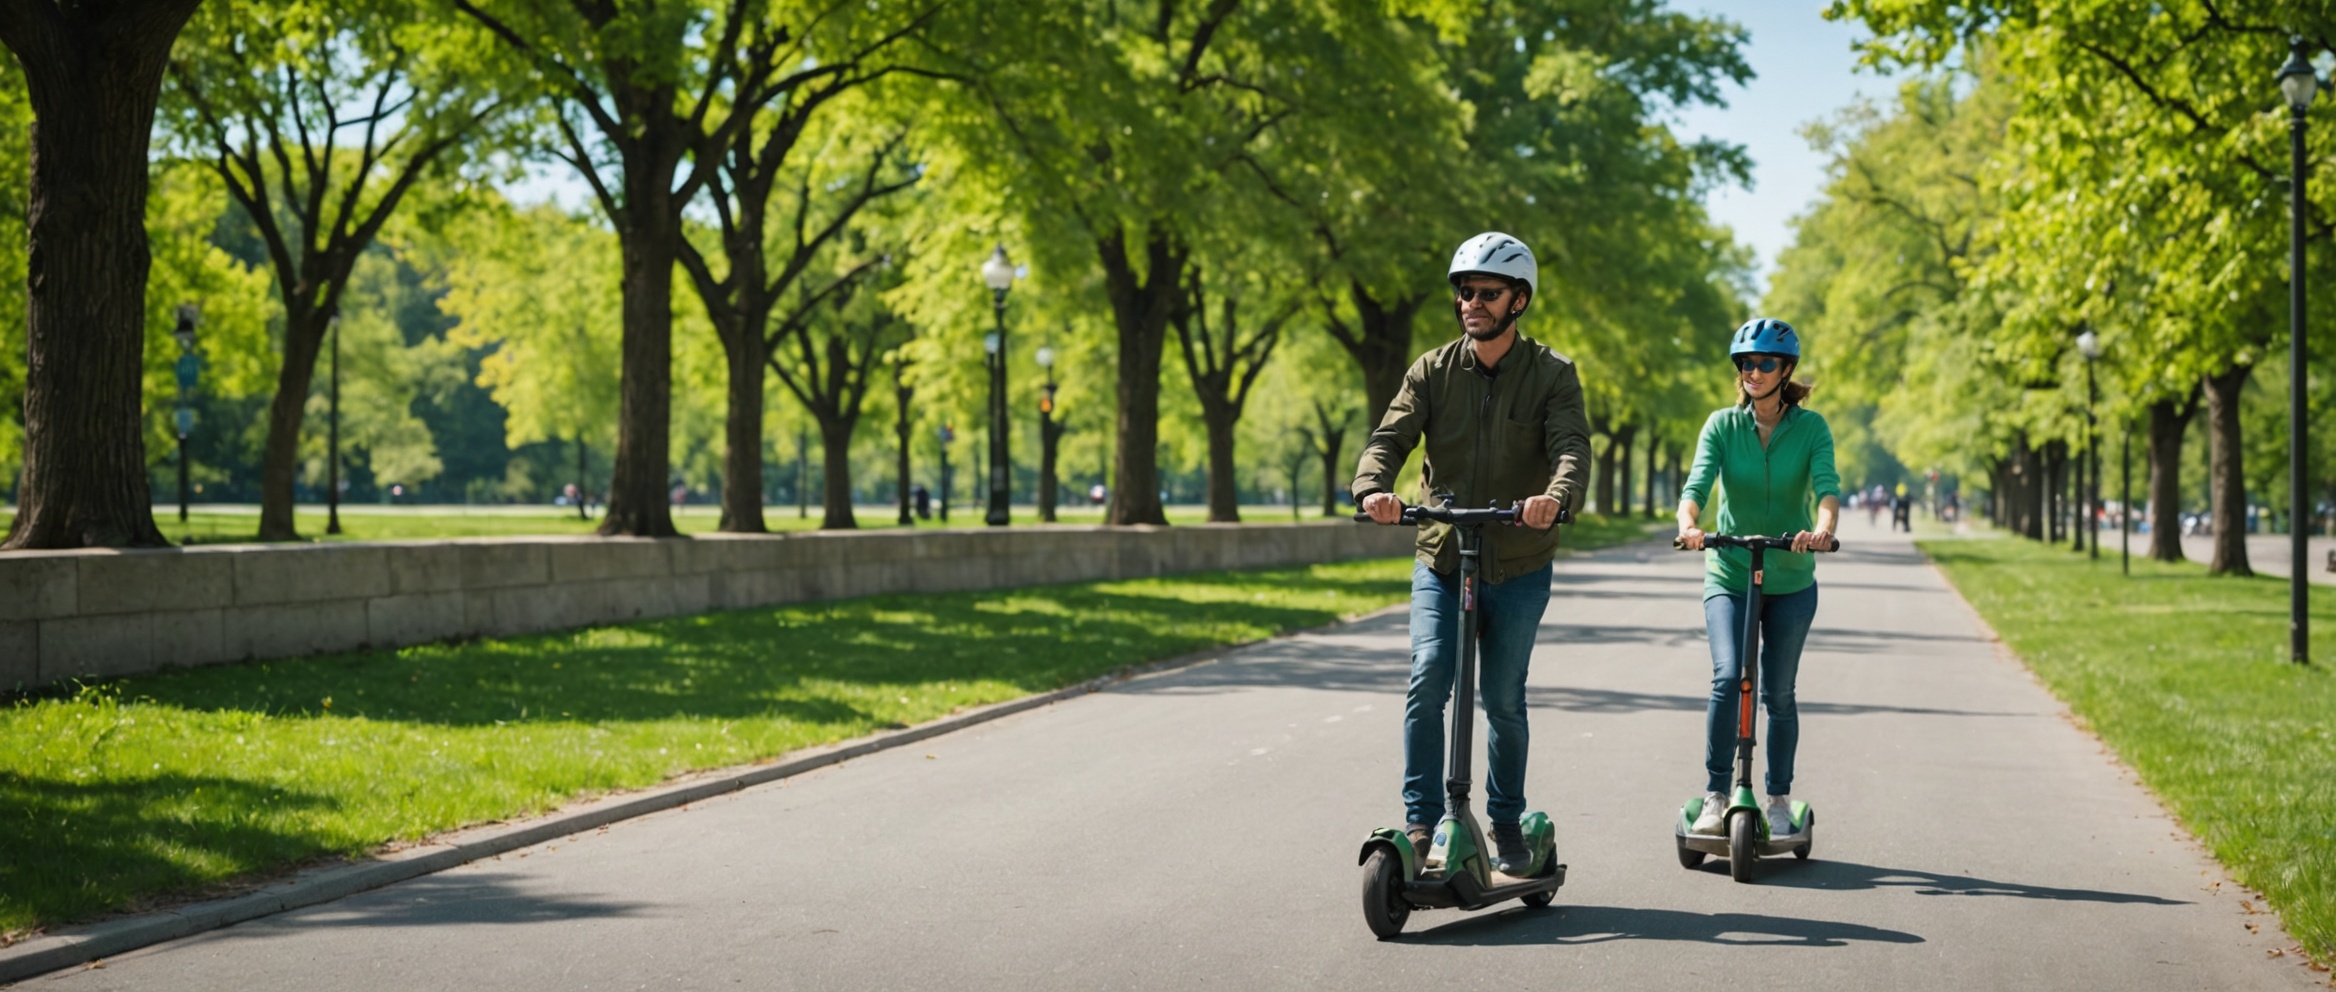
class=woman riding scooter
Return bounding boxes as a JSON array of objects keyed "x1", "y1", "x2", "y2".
[{"x1": 1675, "y1": 318, "x2": 1841, "y2": 838}]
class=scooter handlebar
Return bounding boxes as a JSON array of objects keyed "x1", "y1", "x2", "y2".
[
  {"x1": 1672, "y1": 533, "x2": 1842, "y2": 553},
  {"x1": 1352, "y1": 503, "x2": 1568, "y2": 527}
]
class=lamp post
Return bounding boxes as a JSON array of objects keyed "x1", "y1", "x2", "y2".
[
  {"x1": 2078, "y1": 328, "x2": 2101, "y2": 559},
  {"x1": 2280, "y1": 38, "x2": 2317, "y2": 665},
  {"x1": 1036, "y1": 344, "x2": 1064, "y2": 522},
  {"x1": 896, "y1": 362, "x2": 915, "y2": 526},
  {"x1": 326, "y1": 314, "x2": 343, "y2": 535},
  {"x1": 171, "y1": 304, "x2": 199, "y2": 523},
  {"x1": 980, "y1": 245, "x2": 1017, "y2": 526},
  {"x1": 938, "y1": 422, "x2": 954, "y2": 523}
]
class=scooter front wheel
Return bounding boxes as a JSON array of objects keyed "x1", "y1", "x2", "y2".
[
  {"x1": 1727, "y1": 810, "x2": 1757, "y2": 883},
  {"x1": 1361, "y1": 848, "x2": 1410, "y2": 939},
  {"x1": 1793, "y1": 807, "x2": 1815, "y2": 860}
]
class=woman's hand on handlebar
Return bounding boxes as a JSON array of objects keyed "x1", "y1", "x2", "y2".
[
  {"x1": 1791, "y1": 528, "x2": 1836, "y2": 553},
  {"x1": 1362, "y1": 491, "x2": 1406, "y2": 525},
  {"x1": 1677, "y1": 525, "x2": 1706, "y2": 551}
]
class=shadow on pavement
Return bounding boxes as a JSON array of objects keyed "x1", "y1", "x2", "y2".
[
  {"x1": 1750, "y1": 860, "x2": 2188, "y2": 905},
  {"x1": 1405, "y1": 904, "x2": 1925, "y2": 947},
  {"x1": 222, "y1": 873, "x2": 655, "y2": 935},
  {"x1": 1523, "y1": 685, "x2": 2033, "y2": 719}
]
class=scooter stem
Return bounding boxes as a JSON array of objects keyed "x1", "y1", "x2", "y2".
[
  {"x1": 1447, "y1": 524, "x2": 1480, "y2": 811},
  {"x1": 1736, "y1": 543, "x2": 1764, "y2": 794}
]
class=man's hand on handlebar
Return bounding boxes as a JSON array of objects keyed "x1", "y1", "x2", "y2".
[
  {"x1": 1790, "y1": 528, "x2": 1835, "y2": 554},
  {"x1": 1362, "y1": 491, "x2": 1406, "y2": 525},
  {"x1": 1520, "y1": 494, "x2": 1561, "y2": 530},
  {"x1": 1676, "y1": 525, "x2": 1706, "y2": 551}
]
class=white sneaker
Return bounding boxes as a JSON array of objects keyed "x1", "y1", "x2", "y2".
[
  {"x1": 1765, "y1": 794, "x2": 1796, "y2": 835},
  {"x1": 1691, "y1": 792, "x2": 1726, "y2": 835}
]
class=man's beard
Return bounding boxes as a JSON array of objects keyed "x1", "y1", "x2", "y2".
[{"x1": 1464, "y1": 317, "x2": 1509, "y2": 341}]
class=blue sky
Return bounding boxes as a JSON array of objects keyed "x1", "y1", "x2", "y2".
[{"x1": 1672, "y1": 2, "x2": 1909, "y2": 295}]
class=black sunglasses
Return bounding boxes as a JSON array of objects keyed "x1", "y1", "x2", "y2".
[
  {"x1": 1455, "y1": 285, "x2": 1512, "y2": 304},
  {"x1": 1734, "y1": 355, "x2": 1787, "y2": 374}
]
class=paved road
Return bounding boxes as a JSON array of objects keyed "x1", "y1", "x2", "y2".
[{"x1": 26, "y1": 518, "x2": 2315, "y2": 991}]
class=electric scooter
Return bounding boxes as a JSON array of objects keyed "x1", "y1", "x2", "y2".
[
  {"x1": 1672, "y1": 532, "x2": 1838, "y2": 882},
  {"x1": 1354, "y1": 497, "x2": 1567, "y2": 938}
]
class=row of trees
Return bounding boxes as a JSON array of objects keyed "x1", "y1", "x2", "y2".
[
  {"x1": 1779, "y1": 1, "x2": 2336, "y2": 574},
  {"x1": 0, "y1": 0, "x2": 1759, "y2": 549}
]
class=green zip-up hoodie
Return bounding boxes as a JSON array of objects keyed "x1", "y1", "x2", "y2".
[
  {"x1": 1679, "y1": 404, "x2": 1842, "y2": 600},
  {"x1": 1350, "y1": 334, "x2": 1593, "y2": 583}
]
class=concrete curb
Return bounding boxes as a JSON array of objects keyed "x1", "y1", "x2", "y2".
[{"x1": 0, "y1": 603, "x2": 1409, "y2": 985}]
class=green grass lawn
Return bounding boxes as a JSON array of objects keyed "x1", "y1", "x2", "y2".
[
  {"x1": 1920, "y1": 536, "x2": 2336, "y2": 963},
  {"x1": 0, "y1": 558, "x2": 1418, "y2": 940}
]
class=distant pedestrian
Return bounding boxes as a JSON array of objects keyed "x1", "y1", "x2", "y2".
[
  {"x1": 1890, "y1": 483, "x2": 1912, "y2": 533},
  {"x1": 913, "y1": 484, "x2": 932, "y2": 520},
  {"x1": 1089, "y1": 482, "x2": 1107, "y2": 505}
]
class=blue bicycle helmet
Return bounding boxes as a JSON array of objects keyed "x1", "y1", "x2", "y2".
[{"x1": 1729, "y1": 317, "x2": 1800, "y2": 359}]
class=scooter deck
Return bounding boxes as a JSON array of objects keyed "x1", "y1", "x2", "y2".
[
  {"x1": 1676, "y1": 828, "x2": 1807, "y2": 859},
  {"x1": 1403, "y1": 863, "x2": 1567, "y2": 911}
]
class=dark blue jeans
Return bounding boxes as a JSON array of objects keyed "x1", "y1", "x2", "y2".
[
  {"x1": 1702, "y1": 583, "x2": 1818, "y2": 795},
  {"x1": 1404, "y1": 560, "x2": 1552, "y2": 828}
]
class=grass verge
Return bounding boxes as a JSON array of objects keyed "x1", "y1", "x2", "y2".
[
  {"x1": 0, "y1": 504, "x2": 1357, "y2": 545},
  {"x1": 1920, "y1": 536, "x2": 2335, "y2": 964},
  {"x1": 1, "y1": 557, "x2": 1427, "y2": 940}
]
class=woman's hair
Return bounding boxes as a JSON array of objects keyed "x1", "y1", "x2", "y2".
[{"x1": 1737, "y1": 361, "x2": 1813, "y2": 408}]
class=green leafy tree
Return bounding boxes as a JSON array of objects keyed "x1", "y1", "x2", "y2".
[
  {"x1": 160, "y1": 0, "x2": 509, "y2": 540},
  {"x1": 439, "y1": 203, "x2": 622, "y2": 489}
]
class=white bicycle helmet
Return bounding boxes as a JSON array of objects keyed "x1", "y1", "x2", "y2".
[{"x1": 1448, "y1": 232, "x2": 1538, "y2": 298}]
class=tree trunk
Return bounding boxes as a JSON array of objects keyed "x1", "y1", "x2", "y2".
[
  {"x1": 1333, "y1": 281, "x2": 1428, "y2": 433},
  {"x1": 1097, "y1": 226, "x2": 1182, "y2": 526},
  {"x1": 1616, "y1": 425, "x2": 1636, "y2": 517},
  {"x1": 2147, "y1": 393, "x2": 2198, "y2": 562},
  {"x1": 1, "y1": 1, "x2": 201, "y2": 549},
  {"x1": 2202, "y1": 363, "x2": 2253, "y2": 575},
  {"x1": 819, "y1": 415, "x2": 857, "y2": 530},
  {"x1": 1201, "y1": 402, "x2": 1239, "y2": 522},
  {"x1": 255, "y1": 310, "x2": 328, "y2": 540},
  {"x1": 576, "y1": 436, "x2": 590, "y2": 520},
  {"x1": 1318, "y1": 429, "x2": 1346, "y2": 517},
  {"x1": 2010, "y1": 432, "x2": 2044, "y2": 540},
  {"x1": 1593, "y1": 432, "x2": 1619, "y2": 515},
  {"x1": 596, "y1": 210, "x2": 681, "y2": 536},
  {"x1": 894, "y1": 383, "x2": 913, "y2": 526},
  {"x1": 2044, "y1": 440, "x2": 2064, "y2": 544},
  {"x1": 1645, "y1": 434, "x2": 1660, "y2": 519},
  {"x1": 717, "y1": 326, "x2": 769, "y2": 532}
]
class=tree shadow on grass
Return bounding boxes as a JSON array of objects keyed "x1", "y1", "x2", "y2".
[
  {"x1": 87, "y1": 569, "x2": 1411, "y2": 729},
  {"x1": 1403, "y1": 903, "x2": 1925, "y2": 946},
  {"x1": 0, "y1": 771, "x2": 343, "y2": 931}
]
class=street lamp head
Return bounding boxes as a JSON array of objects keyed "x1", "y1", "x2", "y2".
[
  {"x1": 2280, "y1": 39, "x2": 2319, "y2": 112},
  {"x1": 983, "y1": 331, "x2": 1001, "y2": 356},
  {"x1": 1035, "y1": 345, "x2": 1055, "y2": 370},
  {"x1": 981, "y1": 244, "x2": 1016, "y2": 292},
  {"x1": 173, "y1": 303, "x2": 199, "y2": 351},
  {"x1": 2077, "y1": 328, "x2": 2100, "y2": 361}
]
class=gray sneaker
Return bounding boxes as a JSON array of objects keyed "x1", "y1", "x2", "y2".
[{"x1": 1492, "y1": 822, "x2": 1533, "y2": 876}]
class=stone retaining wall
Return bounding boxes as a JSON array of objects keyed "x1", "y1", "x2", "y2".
[{"x1": 0, "y1": 522, "x2": 1413, "y2": 687}]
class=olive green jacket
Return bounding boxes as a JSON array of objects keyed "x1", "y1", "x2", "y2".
[{"x1": 1350, "y1": 334, "x2": 1593, "y2": 583}]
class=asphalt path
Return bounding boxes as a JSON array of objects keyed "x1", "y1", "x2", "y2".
[{"x1": 25, "y1": 518, "x2": 2317, "y2": 991}]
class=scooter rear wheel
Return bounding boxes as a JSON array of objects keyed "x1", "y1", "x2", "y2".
[
  {"x1": 1727, "y1": 810, "x2": 1756, "y2": 884},
  {"x1": 1793, "y1": 808, "x2": 1815, "y2": 860},
  {"x1": 1676, "y1": 834, "x2": 1705, "y2": 870},
  {"x1": 1361, "y1": 848, "x2": 1410, "y2": 939}
]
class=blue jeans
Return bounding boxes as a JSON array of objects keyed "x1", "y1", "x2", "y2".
[
  {"x1": 1703, "y1": 584, "x2": 1818, "y2": 795},
  {"x1": 1404, "y1": 560, "x2": 1552, "y2": 828}
]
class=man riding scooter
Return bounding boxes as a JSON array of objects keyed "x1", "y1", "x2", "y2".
[{"x1": 1353, "y1": 232, "x2": 1593, "y2": 876}]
